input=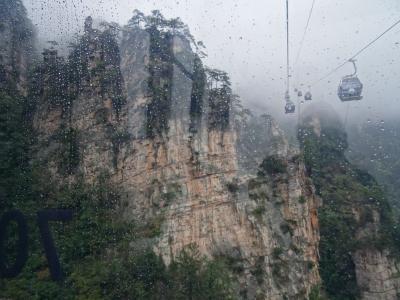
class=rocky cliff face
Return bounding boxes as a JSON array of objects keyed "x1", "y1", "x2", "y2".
[
  {"x1": 353, "y1": 211, "x2": 400, "y2": 300},
  {"x1": 29, "y1": 17, "x2": 321, "y2": 299},
  {"x1": 0, "y1": 0, "x2": 35, "y2": 95}
]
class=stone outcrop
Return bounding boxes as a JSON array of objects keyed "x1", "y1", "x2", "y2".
[
  {"x1": 353, "y1": 208, "x2": 400, "y2": 300},
  {"x1": 354, "y1": 249, "x2": 400, "y2": 300},
  {"x1": 0, "y1": 0, "x2": 35, "y2": 95}
]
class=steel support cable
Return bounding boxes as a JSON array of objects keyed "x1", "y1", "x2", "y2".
[
  {"x1": 310, "y1": 18, "x2": 400, "y2": 87},
  {"x1": 286, "y1": 0, "x2": 290, "y2": 97},
  {"x1": 294, "y1": 0, "x2": 316, "y2": 68},
  {"x1": 294, "y1": 0, "x2": 316, "y2": 90}
]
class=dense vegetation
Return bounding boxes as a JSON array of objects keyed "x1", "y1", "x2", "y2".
[
  {"x1": 206, "y1": 69, "x2": 232, "y2": 131},
  {"x1": 189, "y1": 56, "x2": 206, "y2": 131},
  {"x1": 258, "y1": 155, "x2": 287, "y2": 175},
  {"x1": 299, "y1": 117, "x2": 400, "y2": 300},
  {"x1": 0, "y1": 92, "x2": 32, "y2": 212},
  {"x1": 145, "y1": 24, "x2": 174, "y2": 138}
]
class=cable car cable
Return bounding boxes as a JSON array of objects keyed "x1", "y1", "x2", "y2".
[
  {"x1": 286, "y1": 0, "x2": 290, "y2": 94},
  {"x1": 310, "y1": 18, "x2": 400, "y2": 87},
  {"x1": 293, "y1": 0, "x2": 316, "y2": 101},
  {"x1": 284, "y1": 0, "x2": 296, "y2": 114},
  {"x1": 294, "y1": 0, "x2": 316, "y2": 68}
]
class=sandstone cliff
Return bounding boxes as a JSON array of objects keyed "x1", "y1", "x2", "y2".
[{"x1": 30, "y1": 16, "x2": 321, "y2": 299}]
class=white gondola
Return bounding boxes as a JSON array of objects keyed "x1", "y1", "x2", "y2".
[
  {"x1": 297, "y1": 91, "x2": 303, "y2": 97},
  {"x1": 284, "y1": 91, "x2": 295, "y2": 114},
  {"x1": 338, "y1": 59, "x2": 363, "y2": 101},
  {"x1": 285, "y1": 102, "x2": 296, "y2": 114}
]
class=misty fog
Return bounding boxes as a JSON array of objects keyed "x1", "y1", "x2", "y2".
[{"x1": 23, "y1": 0, "x2": 400, "y2": 125}]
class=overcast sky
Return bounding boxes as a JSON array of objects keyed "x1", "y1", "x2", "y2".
[{"x1": 23, "y1": 0, "x2": 400, "y2": 125}]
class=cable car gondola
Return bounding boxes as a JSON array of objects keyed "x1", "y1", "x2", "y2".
[
  {"x1": 285, "y1": 101, "x2": 296, "y2": 114},
  {"x1": 304, "y1": 91, "x2": 312, "y2": 101},
  {"x1": 284, "y1": 91, "x2": 295, "y2": 114},
  {"x1": 338, "y1": 59, "x2": 363, "y2": 101}
]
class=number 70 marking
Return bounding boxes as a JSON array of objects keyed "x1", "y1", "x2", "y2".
[{"x1": 0, "y1": 209, "x2": 73, "y2": 281}]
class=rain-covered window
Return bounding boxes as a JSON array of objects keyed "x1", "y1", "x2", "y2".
[{"x1": 1, "y1": 1, "x2": 400, "y2": 299}]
